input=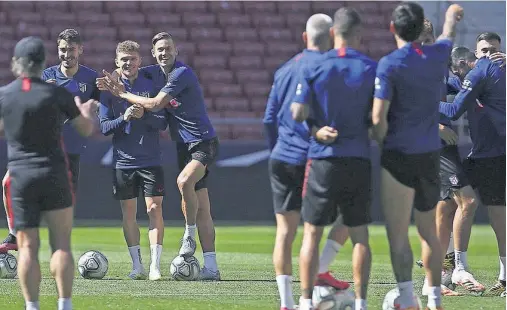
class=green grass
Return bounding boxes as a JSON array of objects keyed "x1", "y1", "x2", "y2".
[{"x1": 0, "y1": 225, "x2": 504, "y2": 309}]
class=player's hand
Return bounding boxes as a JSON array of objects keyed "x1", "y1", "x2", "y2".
[
  {"x1": 100, "y1": 70, "x2": 126, "y2": 97},
  {"x1": 315, "y1": 126, "x2": 338, "y2": 144},
  {"x1": 74, "y1": 96, "x2": 99, "y2": 120},
  {"x1": 130, "y1": 105, "x2": 144, "y2": 119},
  {"x1": 46, "y1": 79, "x2": 57, "y2": 84},
  {"x1": 439, "y1": 124, "x2": 458, "y2": 145},
  {"x1": 445, "y1": 4, "x2": 464, "y2": 23},
  {"x1": 489, "y1": 52, "x2": 506, "y2": 68}
]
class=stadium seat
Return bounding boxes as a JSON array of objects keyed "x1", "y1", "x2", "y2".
[
  {"x1": 76, "y1": 14, "x2": 110, "y2": 26},
  {"x1": 173, "y1": 1, "x2": 208, "y2": 12},
  {"x1": 213, "y1": 124, "x2": 232, "y2": 140},
  {"x1": 2, "y1": 1, "x2": 34, "y2": 12},
  {"x1": 199, "y1": 70, "x2": 235, "y2": 84},
  {"x1": 48, "y1": 26, "x2": 82, "y2": 40},
  {"x1": 209, "y1": 1, "x2": 243, "y2": 13},
  {"x1": 258, "y1": 29, "x2": 293, "y2": 43},
  {"x1": 139, "y1": 1, "x2": 173, "y2": 12},
  {"x1": 118, "y1": 28, "x2": 152, "y2": 42},
  {"x1": 285, "y1": 13, "x2": 310, "y2": 32},
  {"x1": 231, "y1": 124, "x2": 264, "y2": 140},
  {"x1": 243, "y1": 83, "x2": 272, "y2": 98},
  {"x1": 348, "y1": 1, "x2": 379, "y2": 14},
  {"x1": 214, "y1": 97, "x2": 250, "y2": 111},
  {"x1": 197, "y1": 42, "x2": 232, "y2": 56},
  {"x1": 266, "y1": 43, "x2": 299, "y2": 57},
  {"x1": 264, "y1": 56, "x2": 291, "y2": 72},
  {"x1": 182, "y1": 13, "x2": 217, "y2": 27},
  {"x1": 0, "y1": 38, "x2": 17, "y2": 52},
  {"x1": 35, "y1": 1, "x2": 68, "y2": 13},
  {"x1": 277, "y1": 2, "x2": 311, "y2": 13},
  {"x1": 69, "y1": 1, "x2": 103, "y2": 13},
  {"x1": 86, "y1": 40, "x2": 117, "y2": 56},
  {"x1": 176, "y1": 55, "x2": 191, "y2": 65},
  {"x1": 0, "y1": 26, "x2": 16, "y2": 39},
  {"x1": 111, "y1": 13, "x2": 145, "y2": 26},
  {"x1": 229, "y1": 56, "x2": 263, "y2": 70},
  {"x1": 235, "y1": 70, "x2": 270, "y2": 84},
  {"x1": 243, "y1": 2, "x2": 277, "y2": 13},
  {"x1": 82, "y1": 27, "x2": 116, "y2": 41},
  {"x1": 224, "y1": 28, "x2": 258, "y2": 41},
  {"x1": 252, "y1": 15, "x2": 286, "y2": 28},
  {"x1": 311, "y1": 1, "x2": 346, "y2": 14},
  {"x1": 177, "y1": 42, "x2": 197, "y2": 56},
  {"x1": 190, "y1": 28, "x2": 223, "y2": 41},
  {"x1": 0, "y1": 12, "x2": 6, "y2": 24},
  {"x1": 250, "y1": 97, "x2": 268, "y2": 113},
  {"x1": 158, "y1": 28, "x2": 188, "y2": 42},
  {"x1": 217, "y1": 13, "x2": 252, "y2": 28},
  {"x1": 44, "y1": 13, "x2": 77, "y2": 26},
  {"x1": 193, "y1": 55, "x2": 228, "y2": 69},
  {"x1": 204, "y1": 97, "x2": 215, "y2": 110},
  {"x1": 222, "y1": 111, "x2": 258, "y2": 118},
  {"x1": 9, "y1": 12, "x2": 44, "y2": 24},
  {"x1": 144, "y1": 13, "x2": 181, "y2": 27},
  {"x1": 232, "y1": 41, "x2": 265, "y2": 56},
  {"x1": 379, "y1": 1, "x2": 401, "y2": 14},
  {"x1": 104, "y1": 1, "x2": 139, "y2": 12},
  {"x1": 207, "y1": 84, "x2": 243, "y2": 98},
  {"x1": 16, "y1": 24, "x2": 50, "y2": 40}
]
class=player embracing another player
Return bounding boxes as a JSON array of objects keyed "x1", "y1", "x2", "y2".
[{"x1": 98, "y1": 40, "x2": 168, "y2": 281}]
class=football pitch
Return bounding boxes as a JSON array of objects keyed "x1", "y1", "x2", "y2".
[{"x1": 0, "y1": 225, "x2": 504, "y2": 309}]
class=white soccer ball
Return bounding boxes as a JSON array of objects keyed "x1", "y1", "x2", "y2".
[
  {"x1": 170, "y1": 255, "x2": 200, "y2": 281},
  {"x1": 382, "y1": 287, "x2": 423, "y2": 310},
  {"x1": 312, "y1": 286, "x2": 355, "y2": 310},
  {"x1": 0, "y1": 253, "x2": 17, "y2": 279},
  {"x1": 77, "y1": 250, "x2": 108, "y2": 279}
]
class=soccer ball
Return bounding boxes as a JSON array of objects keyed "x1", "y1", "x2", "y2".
[
  {"x1": 0, "y1": 253, "x2": 17, "y2": 279},
  {"x1": 312, "y1": 286, "x2": 355, "y2": 310},
  {"x1": 170, "y1": 255, "x2": 200, "y2": 281},
  {"x1": 382, "y1": 287, "x2": 423, "y2": 310},
  {"x1": 77, "y1": 250, "x2": 108, "y2": 279}
]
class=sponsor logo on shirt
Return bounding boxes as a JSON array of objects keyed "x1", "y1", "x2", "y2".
[
  {"x1": 169, "y1": 98, "x2": 181, "y2": 108},
  {"x1": 374, "y1": 77, "x2": 381, "y2": 90}
]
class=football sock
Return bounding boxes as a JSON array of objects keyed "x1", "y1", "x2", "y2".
[
  {"x1": 276, "y1": 275, "x2": 295, "y2": 309},
  {"x1": 298, "y1": 297, "x2": 313, "y2": 310},
  {"x1": 447, "y1": 233, "x2": 454, "y2": 255},
  {"x1": 25, "y1": 301, "x2": 40, "y2": 310},
  {"x1": 355, "y1": 299, "x2": 367, "y2": 310},
  {"x1": 184, "y1": 225, "x2": 196, "y2": 239},
  {"x1": 397, "y1": 281, "x2": 415, "y2": 308},
  {"x1": 150, "y1": 244, "x2": 162, "y2": 270},
  {"x1": 499, "y1": 256, "x2": 506, "y2": 281},
  {"x1": 455, "y1": 250, "x2": 468, "y2": 271},
  {"x1": 426, "y1": 286, "x2": 442, "y2": 308},
  {"x1": 318, "y1": 239, "x2": 342, "y2": 274},
  {"x1": 203, "y1": 251, "x2": 218, "y2": 272},
  {"x1": 128, "y1": 245, "x2": 143, "y2": 270},
  {"x1": 58, "y1": 298, "x2": 72, "y2": 310}
]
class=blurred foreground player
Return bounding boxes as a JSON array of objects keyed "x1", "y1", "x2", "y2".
[
  {"x1": 99, "y1": 41, "x2": 167, "y2": 281},
  {"x1": 0, "y1": 37, "x2": 97, "y2": 310},
  {"x1": 264, "y1": 13, "x2": 350, "y2": 310},
  {"x1": 372, "y1": 3, "x2": 463, "y2": 309},
  {"x1": 440, "y1": 45, "x2": 506, "y2": 297},
  {"x1": 292, "y1": 8, "x2": 375, "y2": 310},
  {"x1": 0, "y1": 28, "x2": 100, "y2": 253}
]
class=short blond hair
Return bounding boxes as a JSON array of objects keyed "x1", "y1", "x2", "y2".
[{"x1": 116, "y1": 40, "x2": 140, "y2": 55}]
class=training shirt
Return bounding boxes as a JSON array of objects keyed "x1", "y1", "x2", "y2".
[
  {"x1": 374, "y1": 40, "x2": 453, "y2": 154},
  {"x1": 99, "y1": 74, "x2": 167, "y2": 169},
  {"x1": 293, "y1": 48, "x2": 376, "y2": 160},
  {"x1": 0, "y1": 78, "x2": 80, "y2": 170},
  {"x1": 42, "y1": 64, "x2": 99, "y2": 155},
  {"x1": 263, "y1": 49, "x2": 323, "y2": 166}
]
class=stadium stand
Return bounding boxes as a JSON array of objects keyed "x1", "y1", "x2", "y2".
[{"x1": 0, "y1": 1, "x2": 401, "y2": 140}]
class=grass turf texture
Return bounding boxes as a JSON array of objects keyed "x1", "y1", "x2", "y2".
[{"x1": 0, "y1": 225, "x2": 504, "y2": 309}]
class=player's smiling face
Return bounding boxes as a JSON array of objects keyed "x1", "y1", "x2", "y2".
[
  {"x1": 58, "y1": 40, "x2": 81, "y2": 69},
  {"x1": 116, "y1": 52, "x2": 141, "y2": 79},
  {"x1": 152, "y1": 38, "x2": 177, "y2": 68},
  {"x1": 476, "y1": 39, "x2": 501, "y2": 58}
]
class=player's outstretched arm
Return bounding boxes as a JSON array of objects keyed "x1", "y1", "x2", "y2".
[{"x1": 437, "y1": 4, "x2": 464, "y2": 42}]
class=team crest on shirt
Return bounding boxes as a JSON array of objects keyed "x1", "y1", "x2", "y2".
[
  {"x1": 296, "y1": 83, "x2": 302, "y2": 95},
  {"x1": 78, "y1": 82, "x2": 87, "y2": 93},
  {"x1": 169, "y1": 98, "x2": 181, "y2": 108},
  {"x1": 449, "y1": 175, "x2": 459, "y2": 186},
  {"x1": 462, "y1": 79, "x2": 472, "y2": 91}
]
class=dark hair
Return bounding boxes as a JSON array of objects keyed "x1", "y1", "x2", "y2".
[
  {"x1": 421, "y1": 19, "x2": 434, "y2": 37},
  {"x1": 57, "y1": 28, "x2": 82, "y2": 45},
  {"x1": 152, "y1": 32, "x2": 173, "y2": 46},
  {"x1": 392, "y1": 2, "x2": 425, "y2": 42},
  {"x1": 476, "y1": 32, "x2": 502, "y2": 44},
  {"x1": 333, "y1": 7, "x2": 361, "y2": 40},
  {"x1": 450, "y1": 46, "x2": 476, "y2": 69}
]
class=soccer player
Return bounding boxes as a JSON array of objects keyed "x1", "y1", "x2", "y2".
[
  {"x1": 97, "y1": 33, "x2": 219, "y2": 274},
  {"x1": 371, "y1": 2, "x2": 463, "y2": 309},
  {"x1": 475, "y1": 32, "x2": 506, "y2": 68},
  {"x1": 292, "y1": 8, "x2": 375, "y2": 310},
  {"x1": 0, "y1": 28, "x2": 100, "y2": 253},
  {"x1": 417, "y1": 20, "x2": 484, "y2": 297},
  {"x1": 98, "y1": 41, "x2": 167, "y2": 281},
  {"x1": 264, "y1": 13, "x2": 350, "y2": 310},
  {"x1": 0, "y1": 36, "x2": 97, "y2": 310},
  {"x1": 439, "y1": 45, "x2": 506, "y2": 297}
]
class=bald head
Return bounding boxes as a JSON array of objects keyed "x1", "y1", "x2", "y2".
[
  {"x1": 333, "y1": 7, "x2": 361, "y2": 40},
  {"x1": 305, "y1": 13, "x2": 333, "y2": 50}
]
